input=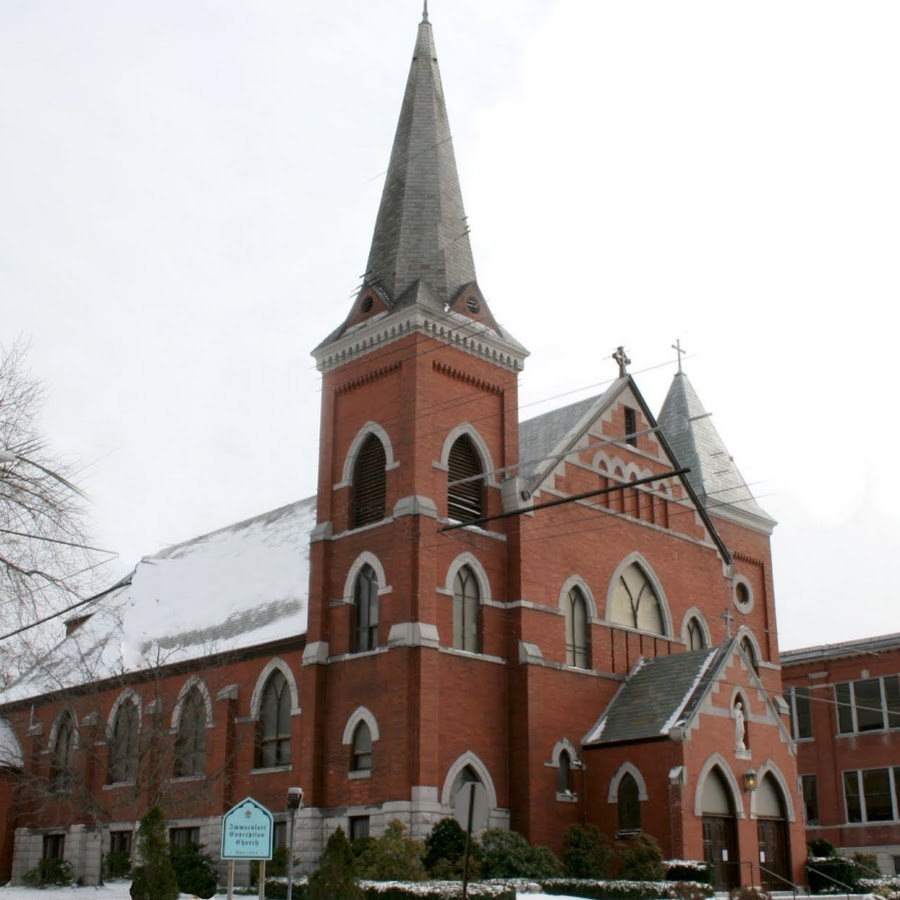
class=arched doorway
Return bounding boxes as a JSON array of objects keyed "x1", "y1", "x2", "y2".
[
  {"x1": 700, "y1": 767, "x2": 740, "y2": 890},
  {"x1": 756, "y1": 774, "x2": 791, "y2": 889}
]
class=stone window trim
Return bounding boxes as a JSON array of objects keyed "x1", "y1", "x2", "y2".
[
  {"x1": 607, "y1": 762, "x2": 649, "y2": 803},
  {"x1": 335, "y1": 421, "x2": 399, "y2": 490},
  {"x1": 440, "y1": 751, "x2": 498, "y2": 811},
  {"x1": 441, "y1": 553, "x2": 492, "y2": 604},
  {"x1": 437, "y1": 424, "x2": 497, "y2": 488},
  {"x1": 249, "y1": 658, "x2": 301, "y2": 721},
  {"x1": 681, "y1": 607, "x2": 711, "y2": 649},
  {"x1": 732, "y1": 574, "x2": 755, "y2": 614},
  {"x1": 170, "y1": 676, "x2": 214, "y2": 731},
  {"x1": 342, "y1": 552, "x2": 391, "y2": 604},
  {"x1": 605, "y1": 553, "x2": 673, "y2": 637}
]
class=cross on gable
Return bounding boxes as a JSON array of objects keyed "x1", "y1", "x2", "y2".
[{"x1": 612, "y1": 346, "x2": 631, "y2": 378}]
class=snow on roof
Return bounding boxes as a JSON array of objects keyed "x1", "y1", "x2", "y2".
[
  {"x1": 1, "y1": 497, "x2": 316, "y2": 705},
  {"x1": 0, "y1": 717, "x2": 24, "y2": 767}
]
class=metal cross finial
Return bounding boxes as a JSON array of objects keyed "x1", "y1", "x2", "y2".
[
  {"x1": 721, "y1": 608, "x2": 735, "y2": 639},
  {"x1": 672, "y1": 339, "x2": 687, "y2": 375},
  {"x1": 612, "y1": 346, "x2": 631, "y2": 378}
]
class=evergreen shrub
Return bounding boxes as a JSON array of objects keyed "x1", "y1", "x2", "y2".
[
  {"x1": 806, "y1": 856, "x2": 862, "y2": 894},
  {"x1": 23, "y1": 857, "x2": 74, "y2": 886},
  {"x1": 562, "y1": 823, "x2": 613, "y2": 879},
  {"x1": 104, "y1": 849, "x2": 132, "y2": 880},
  {"x1": 424, "y1": 817, "x2": 469, "y2": 877},
  {"x1": 307, "y1": 826, "x2": 364, "y2": 900},
  {"x1": 664, "y1": 860, "x2": 711, "y2": 884},
  {"x1": 614, "y1": 833, "x2": 665, "y2": 881},
  {"x1": 355, "y1": 819, "x2": 427, "y2": 882},
  {"x1": 129, "y1": 806, "x2": 179, "y2": 900},
  {"x1": 170, "y1": 842, "x2": 218, "y2": 898},
  {"x1": 480, "y1": 828, "x2": 562, "y2": 879}
]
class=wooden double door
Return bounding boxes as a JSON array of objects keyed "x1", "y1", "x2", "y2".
[
  {"x1": 702, "y1": 815, "x2": 740, "y2": 890},
  {"x1": 757, "y1": 817, "x2": 790, "y2": 889}
]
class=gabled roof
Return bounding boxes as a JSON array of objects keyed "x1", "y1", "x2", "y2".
[
  {"x1": 658, "y1": 372, "x2": 775, "y2": 530},
  {"x1": 0, "y1": 497, "x2": 316, "y2": 706},
  {"x1": 517, "y1": 376, "x2": 732, "y2": 564},
  {"x1": 584, "y1": 645, "x2": 723, "y2": 746}
]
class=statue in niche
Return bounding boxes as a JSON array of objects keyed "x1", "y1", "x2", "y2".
[{"x1": 734, "y1": 700, "x2": 747, "y2": 751}]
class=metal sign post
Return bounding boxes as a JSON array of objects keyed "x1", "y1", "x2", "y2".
[{"x1": 454, "y1": 782, "x2": 488, "y2": 900}]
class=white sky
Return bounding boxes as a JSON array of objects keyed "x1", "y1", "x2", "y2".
[{"x1": 1, "y1": 1, "x2": 898, "y2": 651}]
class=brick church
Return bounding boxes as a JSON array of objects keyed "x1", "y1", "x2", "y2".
[{"x1": 0, "y1": 9, "x2": 811, "y2": 889}]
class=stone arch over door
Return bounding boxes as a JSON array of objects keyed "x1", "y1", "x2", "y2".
[
  {"x1": 697, "y1": 760, "x2": 742, "y2": 891},
  {"x1": 754, "y1": 772, "x2": 792, "y2": 889},
  {"x1": 441, "y1": 751, "x2": 498, "y2": 814}
]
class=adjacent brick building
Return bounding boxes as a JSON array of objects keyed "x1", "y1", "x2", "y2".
[
  {"x1": 782, "y1": 634, "x2": 900, "y2": 876},
  {"x1": 0, "y1": 9, "x2": 826, "y2": 890}
]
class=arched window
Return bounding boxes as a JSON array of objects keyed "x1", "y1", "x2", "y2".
[
  {"x1": 351, "y1": 434, "x2": 387, "y2": 528},
  {"x1": 350, "y1": 721, "x2": 372, "y2": 772},
  {"x1": 686, "y1": 617, "x2": 707, "y2": 650},
  {"x1": 50, "y1": 712, "x2": 75, "y2": 791},
  {"x1": 740, "y1": 635, "x2": 760, "y2": 673},
  {"x1": 174, "y1": 687, "x2": 207, "y2": 778},
  {"x1": 609, "y1": 562, "x2": 665, "y2": 634},
  {"x1": 557, "y1": 749, "x2": 573, "y2": 794},
  {"x1": 618, "y1": 772, "x2": 641, "y2": 833},
  {"x1": 256, "y1": 670, "x2": 291, "y2": 768},
  {"x1": 453, "y1": 565, "x2": 481, "y2": 652},
  {"x1": 565, "y1": 587, "x2": 591, "y2": 668},
  {"x1": 108, "y1": 701, "x2": 139, "y2": 784},
  {"x1": 353, "y1": 564, "x2": 379, "y2": 652},
  {"x1": 447, "y1": 435, "x2": 484, "y2": 522}
]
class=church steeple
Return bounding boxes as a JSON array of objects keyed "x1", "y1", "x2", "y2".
[
  {"x1": 314, "y1": 10, "x2": 526, "y2": 370},
  {"x1": 362, "y1": 10, "x2": 476, "y2": 310}
]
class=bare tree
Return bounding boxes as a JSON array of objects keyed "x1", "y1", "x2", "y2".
[{"x1": 0, "y1": 341, "x2": 100, "y2": 686}]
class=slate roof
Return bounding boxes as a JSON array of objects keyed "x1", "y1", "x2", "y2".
[
  {"x1": 584, "y1": 645, "x2": 724, "y2": 745},
  {"x1": 0, "y1": 497, "x2": 316, "y2": 706},
  {"x1": 518, "y1": 392, "x2": 607, "y2": 482},
  {"x1": 362, "y1": 12, "x2": 475, "y2": 310},
  {"x1": 657, "y1": 372, "x2": 774, "y2": 526}
]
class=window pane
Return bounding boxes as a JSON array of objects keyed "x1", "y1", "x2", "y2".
[
  {"x1": 844, "y1": 771, "x2": 862, "y2": 823},
  {"x1": 557, "y1": 751, "x2": 571, "y2": 794},
  {"x1": 618, "y1": 773, "x2": 641, "y2": 832},
  {"x1": 855, "y1": 680, "x2": 885, "y2": 732},
  {"x1": 862, "y1": 769, "x2": 893, "y2": 821},
  {"x1": 793, "y1": 687, "x2": 813, "y2": 740},
  {"x1": 801, "y1": 774, "x2": 819, "y2": 824},
  {"x1": 885, "y1": 676, "x2": 900, "y2": 729},
  {"x1": 836, "y1": 683, "x2": 854, "y2": 734}
]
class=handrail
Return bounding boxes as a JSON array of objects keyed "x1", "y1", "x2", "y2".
[
  {"x1": 743, "y1": 859, "x2": 800, "y2": 898},
  {"x1": 805, "y1": 863, "x2": 853, "y2": 900}
]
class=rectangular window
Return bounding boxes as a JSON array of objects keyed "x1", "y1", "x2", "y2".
[
  {"x1": 349, "y1": 816, "x2": 370, "y2": 843},
  {"x1": 790, "y1": 686, "x2": 813, "y2": 740},
  {"x1": 893, "y1": 856, "x2": 900, "y2": 876},
  {"x1": 886, "y1": 676, "x2": 900, "y2": 728},
  {"x1": 801, "y1": 774, "x2": 819, "y2": 824},
  {"x1": 624, "y1": 407, "x2": 637, "y2": 446},
  {"x1": 855, "y1": 679, "x2": 885, "y2": 731},
  {"x1": 109, "y1": 831, "x2": 132, "y2": 855},
  {"x1": 834, "y1": 676, "x2": 900, "y2": 735},
  {"x1": 169, "y1": 827, "x2": 200, "y2": 849},
  {"x1": 43, "y1": 834, "x2": 65, "y2": 861},
  {"x1": 843, "y1": 768, "x2": 900, "y2": 823},
  {"x1": 836, "y1": 682, "x2": 854, "y2": 734}
]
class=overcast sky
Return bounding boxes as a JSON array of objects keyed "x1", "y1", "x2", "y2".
[{"x1": 2, "y1": 1, "x2": 898, "y2": 651}]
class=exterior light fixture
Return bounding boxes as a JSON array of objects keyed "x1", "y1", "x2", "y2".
[{"x1": 743, "y1": 770, "x2": 758, "y2": 792}]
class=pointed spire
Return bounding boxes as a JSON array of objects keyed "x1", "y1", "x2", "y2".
[
  {"x1": 362, "y1": 11, "x2": 477, "y2": 310},
  {"x1": 658, "y1": 365, "x2": 775, "y2": 528}
]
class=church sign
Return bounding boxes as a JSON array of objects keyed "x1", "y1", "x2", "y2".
[{"x1": 221, "y1": 797, "x2": 274, "y2": 860}]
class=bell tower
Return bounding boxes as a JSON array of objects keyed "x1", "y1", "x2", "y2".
[{"x1": 298, "y1": 9, "x2": 528, "y2": 837}]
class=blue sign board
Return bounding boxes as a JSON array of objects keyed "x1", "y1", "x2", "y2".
[{"x1": 221, "y1": 797, "x2": 274, "y2": 860}]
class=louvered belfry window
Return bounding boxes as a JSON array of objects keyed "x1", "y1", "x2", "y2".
[
  {"x1": 447, "y1": 434, "x2": 484, "y2": 522},
  {"x1": 351, "y1": 434, "x2": 387, "y2": 528}
]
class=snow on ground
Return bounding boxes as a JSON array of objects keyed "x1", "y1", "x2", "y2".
[{"x1": 0, "y1": 885, "x2": 582, "y2": 900}]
